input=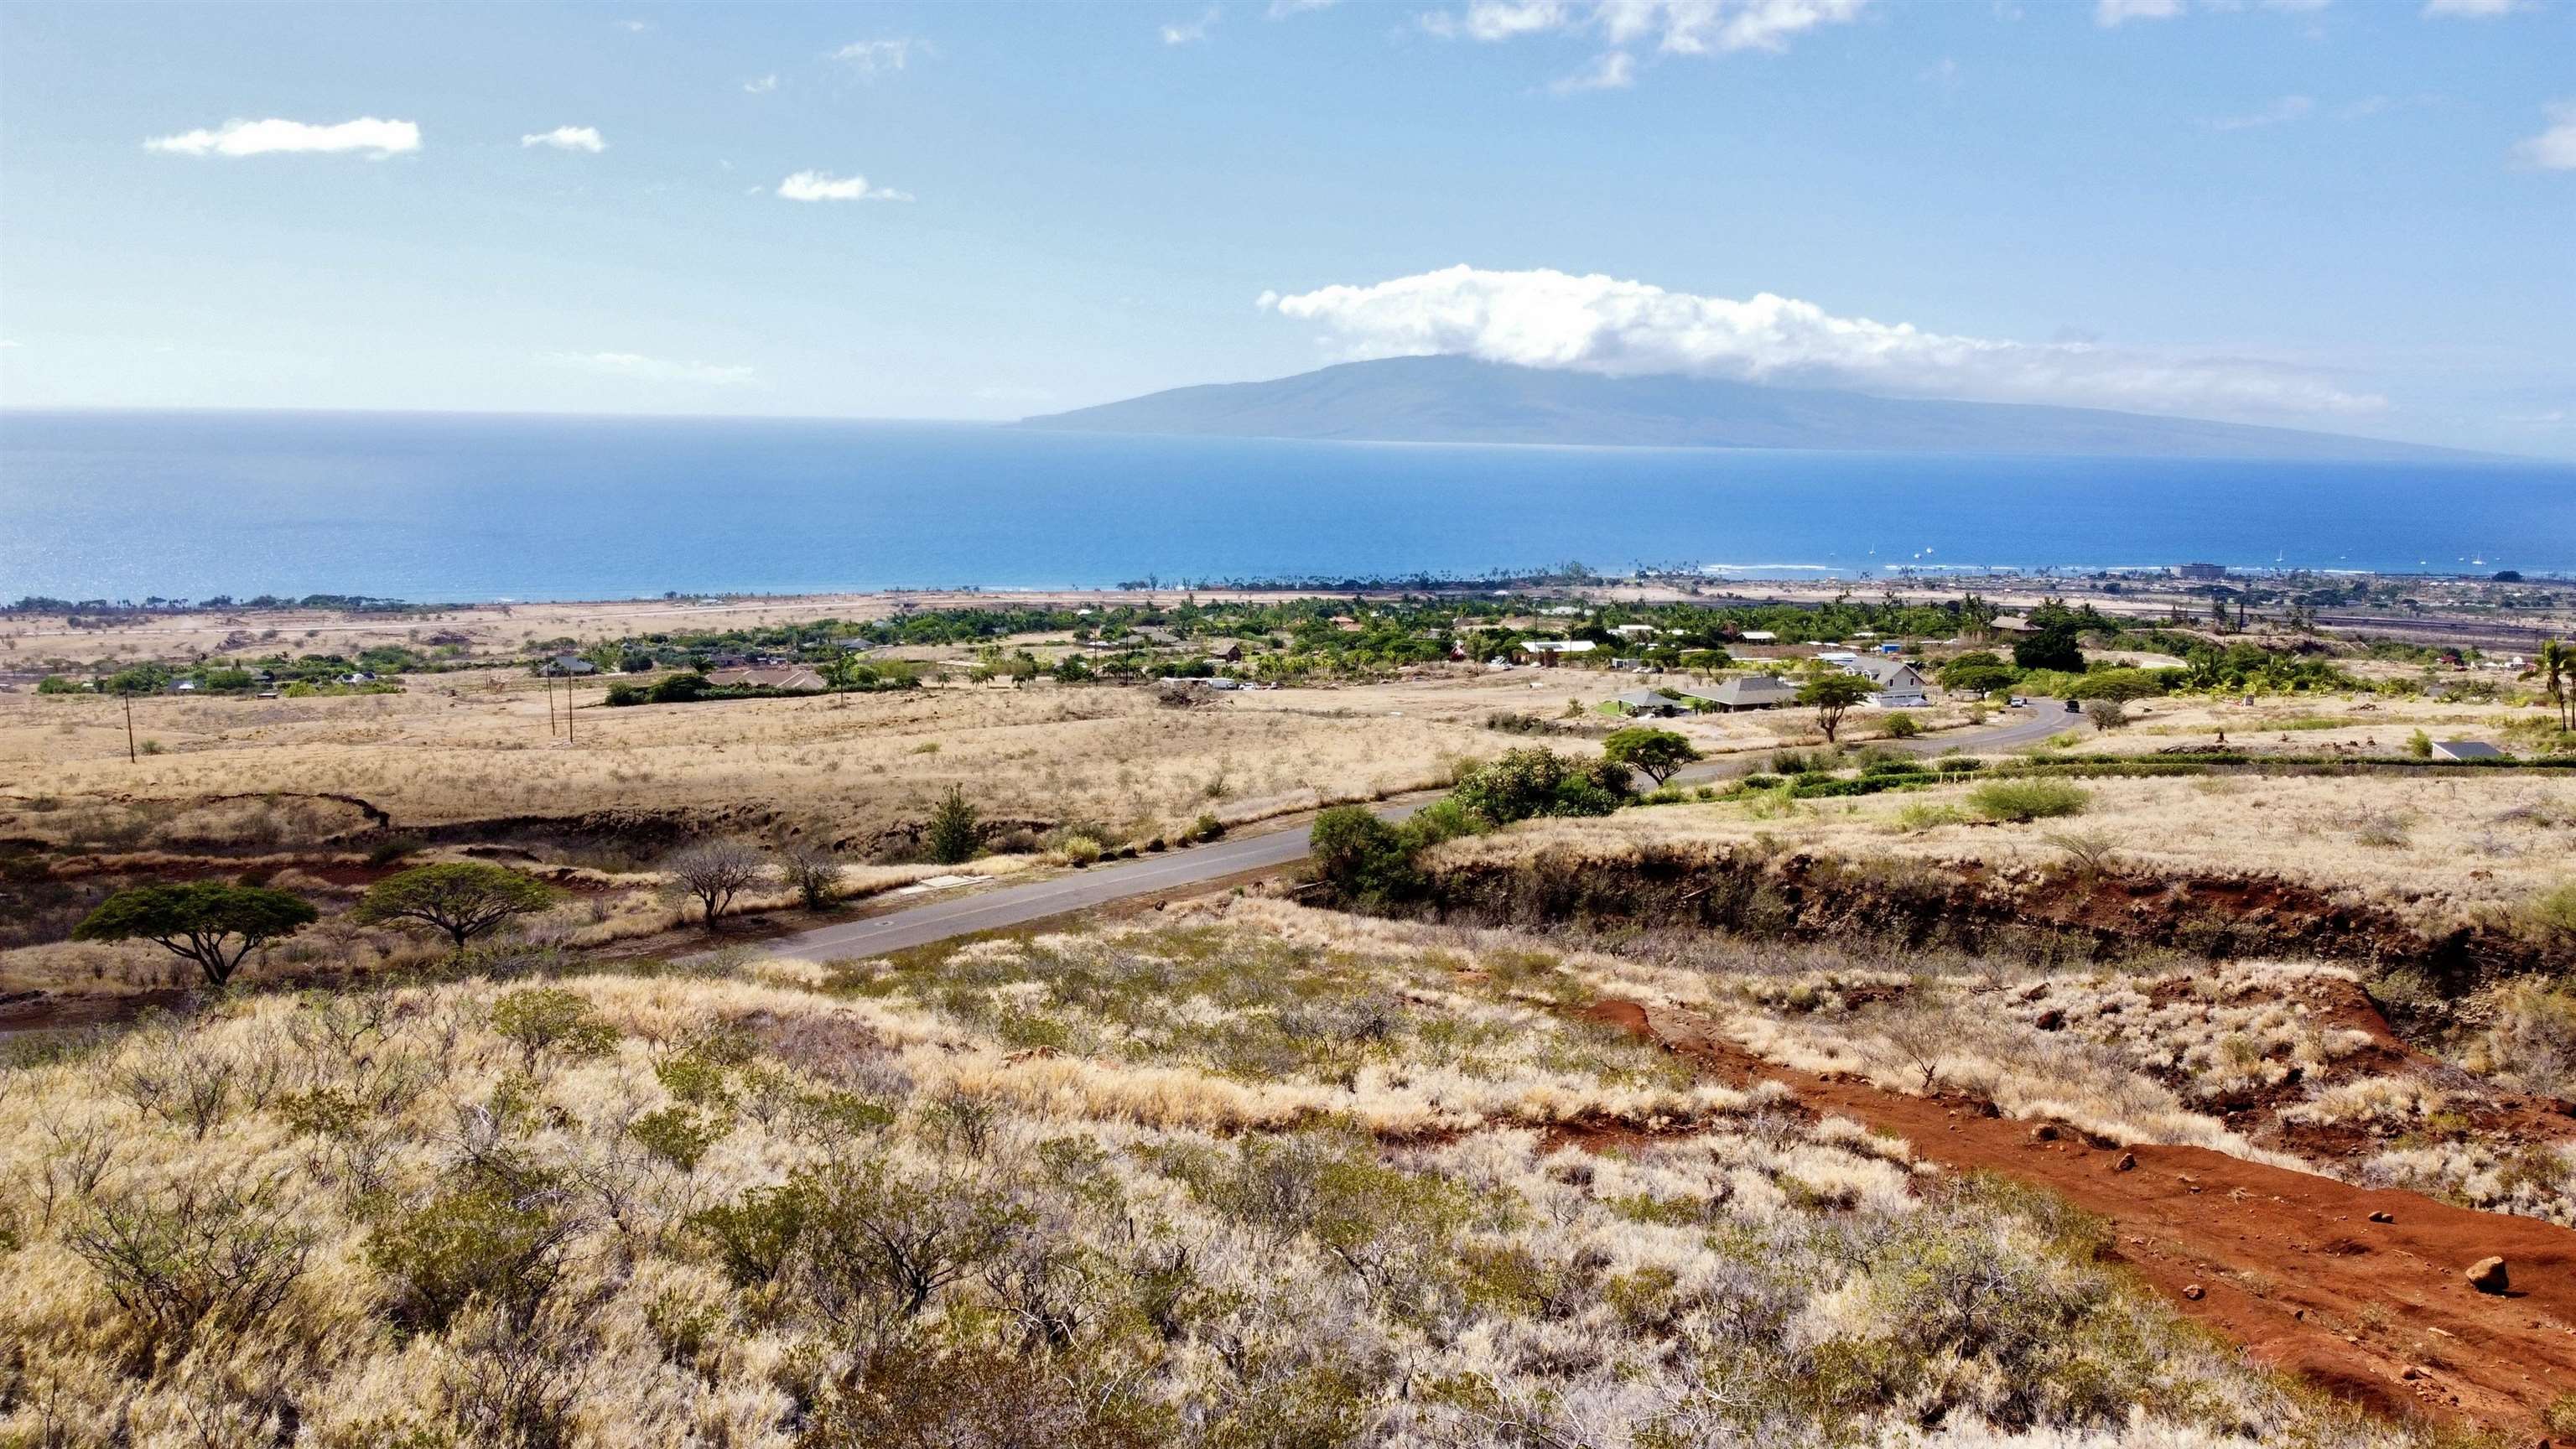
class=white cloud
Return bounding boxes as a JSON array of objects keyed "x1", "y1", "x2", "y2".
[
  {"x1": 1269, "y1": 0, "x2": 1340, "y2": 13},
  {"x1": 544, "y1": 351, "x2": 755, "y2": 386},
  {"x1": 2514, "y1": 101, "x2": 2576, "y2": 169},
  {"x1": 776, "y1": 169, "x2": 913, "y2": 202},
  {"x1": 618, "y1": 18, "x2": 652, "y2": 33},
  {"x1": 1162, "y1": 8, "x2": 1219, "y2": 44},
  {"x1": 2423, "y1": 0, "x2": 2516, "y2": 14},
  {"x1": 2099, "y1": 0, "x2": 2331, "y2": 21},
  {"x1": 2209, "y1": 95, "x2": 2313, "y2": 130},
  {"x1": 1549, "y1": 50, "x2": 1635, "y2": 91},
  {"x1": 144, "y1": 117, "x2": 420, "y2": 158},
  {"x1": 744, "y1": 74, "x2": 781, "y2": 93},
  {"x1": 2095, "y1": 0, "x2": 2182, "y2": 24},
  {"x1": 833, "y1": 38, "x2": 917, "y2": 75},
  {"x1": 520, "y1": 125, "x2": 605, "y2": 153},
  {"x1": 1258, "y1": 264, "x2": 2384, "y2": 418},
  {"x1": 1422, "y1": 0, "x2": 1866, "y2": 53}
]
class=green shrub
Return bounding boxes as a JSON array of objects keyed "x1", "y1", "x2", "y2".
[
  {"x1": 368, "y1": 1176, "x2": 579, "y2": 1332},
  {"x1": 65, "y1": 1170, "x2": 314, "y2": 1348},
  {"x1": 489, "y1": 988, "x2": 618, "y2": 1068},
  {"x1": 630, "y1": 1106, "x2": 723, "y2": 1171},
  {"x1": 1967, "y1": 778, "x2": 2091, "y2": 823},
  {"x1": 1309, "y1": 806, "x2": 1420, "y2": 907},
  {"x1": 1882, "y1": 713, "x2": 1921, "y2": 739},
  {"x1": 648, "y1": 672, "x2": 709, "y2": 704},
  {"x1": 1450, "y1": 746, "x2": 1629, "y2": 825},
  {"x1": 927, "y1": 787, "x2": 981, "y2": 865},
  {"x1": 1182, "y1": 812, "x2": 1227, "y2": 844}
]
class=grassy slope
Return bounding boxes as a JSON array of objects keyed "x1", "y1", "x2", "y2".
[{"x1": 0, "y1": 910, "x2": 2417, "y2": 1449}]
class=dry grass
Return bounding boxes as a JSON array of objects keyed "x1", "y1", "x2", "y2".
[
  {"x1": 0, "y1": 911, "x2": 2408, "y2": 1448},
  {"x1": 1432, "y1": 770, "x2": 2576, "y2": 918},
  {"x1": 0, "y1": 672, "x2": 1493, "y2": 849}
]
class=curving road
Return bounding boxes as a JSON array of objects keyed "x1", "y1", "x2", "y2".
[{"x1": 740, "y1": 699, "x2": 2069, "y2": 964}]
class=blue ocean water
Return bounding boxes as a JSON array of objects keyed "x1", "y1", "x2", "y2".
[{"x1": 3, "y1": 408, "x2": 2571, "y2": 601}]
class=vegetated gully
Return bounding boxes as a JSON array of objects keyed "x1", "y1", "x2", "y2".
[{"x1": 1581, "y1": 995, "x2": 2576, "y2": 1434}]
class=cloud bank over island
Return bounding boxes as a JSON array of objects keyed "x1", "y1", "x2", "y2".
[{"x1": 1259, "y1": 265, "x2": 2383, "y2": 420}]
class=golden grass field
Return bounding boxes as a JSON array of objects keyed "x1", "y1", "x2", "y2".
[
  {"x1": 1433, "y1": 770, "x2": 2576, "y2": 920},
  {"x1": 0, "y1": 903, "x2": 2427, "y2": 1449}
]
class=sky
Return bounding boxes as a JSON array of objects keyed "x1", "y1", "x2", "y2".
[{"x1": 0, "y1": 0, "x2": 2570, "y2": 456}]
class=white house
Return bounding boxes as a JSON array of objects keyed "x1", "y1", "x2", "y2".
[{"x1": 1846, "y1": 655, "x2": 1930, "y2": 708}]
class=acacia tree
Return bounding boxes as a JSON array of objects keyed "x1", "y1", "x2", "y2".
[
  {"x1": 664, "y1": 839, "x2": 771, "y2": 928},
  {"x1": 72, "y1": 882, "x2": 317, "y2": 987},
  {"x1": 351, "y1": 862, "x2": 556, "y2": 952},
  {"x1": 1796, "y1": 673, "x2": 1872, "y2": 745},
  {"x1": 1600, "y1": 727, "x2": 1703, "y2": 787}
]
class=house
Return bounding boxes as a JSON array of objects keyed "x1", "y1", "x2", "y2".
[
  {"x1": 1815, "y1": 650, "x2": 1860, "y2": 667},
  {"x1": 1204, "y1": 640, "x2": 1244, "y2": 663},
  {"x1": 1608, "y1": 624, "x2": 1659, "y2": 641},
  {"x1": 2174, "y1": 563, "x2": 2229, "y2": 581},
  {"x1": 1846, "y1": 655, "x2": 1930, "y2": 708},
  {"x1": 543, "y1": 654, "x2": 597, "y2": 676},
  {"x1": 1512, "y1": 640, "x2": 1599, "y2": 667},
  {"x1": 1612, "y1": 657, "x2": 1649, "y2": 672},
  {"x1": 1738, "y1": 631, "x2": 1779, "y2": 644},
  {"x1": 1690, "y1": 674, "x2": 1799, "y2": 712},
  {"x1": 705, "y1": 665, "x2": 826, "y2": 692},
  {"x1": 1607, "y1": 688, "x2": 1687, "y2": 718},
  {"x1": 1988, "y1": 615, "x2": 2035, "y2": 635},
  {"x1": 2431, "y1": 740, "x2": 2507, "y2": 762}
]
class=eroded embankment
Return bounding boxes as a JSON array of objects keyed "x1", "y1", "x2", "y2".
[
  {"x1": 1417, "y1": 844, "x2": 2567, "y2": 989},
  {"x1": 1593, "y1": 999, "x2": 2576, "y2": 1432}
]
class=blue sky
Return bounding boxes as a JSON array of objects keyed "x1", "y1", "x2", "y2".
[{"x1": 0, "y1": 0, "x2": 2569, "y2": 455}]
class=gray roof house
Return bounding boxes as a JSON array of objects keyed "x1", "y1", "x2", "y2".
[
  {"x1": 2431, "y1": 740, "x2": 2507, "y2": 762},
  {"x1": 1691, "y1": 674, "x2": 1799, "y2": 712},
  {"x1": 1845, "y1": 655, "x2": 1929, "y2": 708},
  {"x1": 1607, "y1": 688, "x2": 1687, "y2": 718}
]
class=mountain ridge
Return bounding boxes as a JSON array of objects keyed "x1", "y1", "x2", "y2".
[{"x1": 1021, "y1": 355, "x2": 2485, "y2": 461}]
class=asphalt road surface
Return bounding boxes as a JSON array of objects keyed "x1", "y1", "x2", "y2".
[{"x1": 745, "y1": 700, "x2": 2068, "y2": 963}]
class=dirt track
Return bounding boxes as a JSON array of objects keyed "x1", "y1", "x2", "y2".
[{"x1": 1598, "y1": 1000, "x2": 2576, "y2": 1433}]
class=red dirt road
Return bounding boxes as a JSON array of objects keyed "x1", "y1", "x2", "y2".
[{"x1": 1605, "y1": 1000, "x2": 2576, "y2": 1432}]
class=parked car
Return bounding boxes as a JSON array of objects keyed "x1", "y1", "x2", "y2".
[
  {"x1": 2064, "y1": 699, "x2": 2082, "y2": 713},
  {"x1": 2007, "y1": 695, "x2": 2027, "y2": 708}
]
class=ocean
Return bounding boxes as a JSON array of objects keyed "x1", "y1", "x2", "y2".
[{"x1": 3, "y1": 408, "x2": 2572, "y2": 601}]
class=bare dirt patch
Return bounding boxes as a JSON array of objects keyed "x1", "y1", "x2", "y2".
[{"x1": 1624, "y1": 998, "x2": 2576, "y2": 1431}]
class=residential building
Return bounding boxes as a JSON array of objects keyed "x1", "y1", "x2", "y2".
[
  {"x1": 2431, "y1": 740, "x2": 2507, "y2": 762},
  {"x1": 1512, "y1": 640, "x2": 1599, "y2": 667},
  {"x1": 1845, "y1": 655, "x2": 1930, "y2": 708},
  {"x1": 1607, "y1": 688, "x2": 1686, "y2": 717},
  {"x1": 1690, "y1": 675, "x2": 1798, "y2": 712}
]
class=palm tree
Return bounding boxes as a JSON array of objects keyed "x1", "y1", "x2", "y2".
[{"x1": 2542, "y1": 636, "x2": 2573, "y2": 734}]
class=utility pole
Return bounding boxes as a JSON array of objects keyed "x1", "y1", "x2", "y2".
[
  {"x1": 545, "y1": 677, "x2": 557, "y2": 738},
  {"x1": 565, "y1": 679, "x2": 574, "y2": 744},
  {"x1": 124, "y1": 692, "x2": 136, "y2": 763}
]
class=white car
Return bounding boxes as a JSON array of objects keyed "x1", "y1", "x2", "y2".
[{"x1": 2007, "y1": 695, "x2": 2028, "y2": 708}]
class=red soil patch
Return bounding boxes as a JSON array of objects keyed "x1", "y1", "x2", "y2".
[{"x1": 1621, "y1": 1000, "x2": 2576, "y2": 1433}]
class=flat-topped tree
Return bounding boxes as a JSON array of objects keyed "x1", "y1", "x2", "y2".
[
  {"x1": 72, "y1": 881, "x2": 317, "y2": 987},
  {"x1": 1601, "y1": 727, "x2": 1702, "y2": 788},
  {"x1": 1796, "y1": 673, "x2": 1872, "y2": 745},
  {"x1": 351, "y1": 862, "x2": 556, "y2": 952}
]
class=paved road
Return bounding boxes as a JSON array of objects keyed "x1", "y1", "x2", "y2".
[
  {"x1": 741, "y1": 701, "x2": 2070, "y2": 965},
  {"x1": 737, "y1": 804, "x2": 1424, "y2": 963}
]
